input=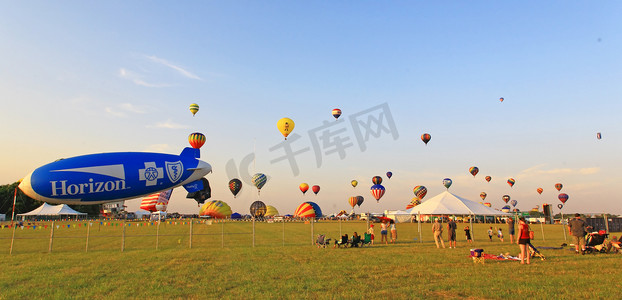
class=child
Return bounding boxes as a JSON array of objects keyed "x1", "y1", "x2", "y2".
[
  {"x1": 367, "y1": 224, "x2": 375, "y2": 245},
  {"x1": 497, "y1": 228, "x2": 504, "y2": 242},
  {"x1": 488, "y1": 227, "x2": 493, "y2": 242},
  {"x1": 464, "y1": 226, "x2": 472, "y2": 243}
]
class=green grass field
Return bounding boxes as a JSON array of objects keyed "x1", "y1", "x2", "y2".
[{"x1": 1, "y1": 220, "x2": 620, "y2": 299}]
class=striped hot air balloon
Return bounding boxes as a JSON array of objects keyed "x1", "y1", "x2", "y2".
[
  {"x1": 480, "y1": 192, "x2": 487, "y2": 201},
  {"x1": 188, "y1": 132, "x2": 206, "y2": 149},
  {"x1": 507, "y1": 178, "x2": 515, "y2": 188},
  {"x1": 140, "y1": 189, "x2": 172, "y2": 212},
  {"x1": 370, "y1": 184, "x2": 386, "y2": 202},
  {"x1": 332, "y1": 108, "x2": 342, "y2": 120},
  {"x1": 502, "y1": 195, "x2": 511, "y2": 203},
  {"x1": 252, "y1": 173, "x2": 267, "y2": 194},
  {"x1": 189, "y1": 103, "x2": 199, "y2": 116},
  {"x1": 469, "y1": 167, "x2": 479, "y2": 177},
  {"x1": 406, "y1": 198, "x2": 421, "y2": 209},
  {"x1": 348, "y1": 196, "x2": 358, "y2": 209},
  {"x1": 294, "y1": 202, "x2": 322, "y2": 218},
  {"x1": 413, "y1": 186, "x2": 427, "y2": 200},
  {"x1": 199, "y1": 200, "x2": 232, "y2": 219},
  {"x1": 537, "y1": 187, "x2": 543, "y2": 195},
  {"x1": 485, "y1": 176, "x2": 492, "y2": 182}
]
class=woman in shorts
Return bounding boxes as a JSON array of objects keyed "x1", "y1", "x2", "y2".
[{"x1": 516, "y1": 217, "x2": 531, "y2": 265}]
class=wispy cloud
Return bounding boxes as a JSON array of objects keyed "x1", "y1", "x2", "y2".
[
  {"x1": 105, "y1": 102, "x2": 150, "y2": 118},
  {"x1": 145, "y1": 55, "x2": 202, "y2": 80},
  {"x1": 146, "y1": 119, "x2": 189, "y2": 129},
  {"x1": 118, "y1": 68, "x2": 171, "y2": 87},
  {"x1": 518, "y1": 165, "x2": 600, "y2": 176}
]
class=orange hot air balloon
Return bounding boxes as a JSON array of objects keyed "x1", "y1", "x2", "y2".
[
  {"x1": 485, "y1": 176, "x2": 492, "y2": 182},
  {"x1": 348, "y1": 196, "x2": 357, "y2": 208},
  {"x1": 555, "y1": 183, "x2": 563, "y2": 191},
  {"x1": 188, "y1": 132, "x2": 206, "y2": 149},
  {"x1": 299, "y1": 183, "x2": 309, "y2": 195},
  {"x1": 537, "y1": 188, "x2": 543, "y2": 195}
]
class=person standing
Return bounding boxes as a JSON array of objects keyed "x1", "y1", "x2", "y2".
[
  {"x1": 447, "y1": 218, "x2": 457, "y2": 248},
  {"x1": 507, "y1": 217, "x2": 516, "y2": 243},
  {"x1": 389, "y1": 219, "x2": 397, "y2": 244},
  {"x1": 464, "y1": 226, "x2": 472, "y2": 243},
  {"x1": 487, "y1": 227, "x2": 494, "y2": 242},
  {"x1": 367, "y1": 224, "x2": 375, "y2": 245},
  {"x1": 380, "y1": 221, "x2": 389, "y2": 244},
  {"x1": 432, "y1": 218, "x2": 445, "y2": 248},
  {"x1": 568, "y1": 213, "x2": 588, "y2": 254},
  {"x1": 516, "y1": 217, "x2": 531, "y2": 264}
]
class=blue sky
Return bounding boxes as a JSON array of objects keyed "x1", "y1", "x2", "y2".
[{"x1": 1, "y1": 1, "x2": 620, "y2": 215}]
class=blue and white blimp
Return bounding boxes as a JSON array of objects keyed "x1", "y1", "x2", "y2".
[{"x1": 18, "y1": 147, "x2": 212, "y2": 205}]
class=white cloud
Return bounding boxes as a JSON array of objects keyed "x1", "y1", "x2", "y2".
[
  {"x1": 118, "y1": 68, "x2": 171, "y2": 88},
  {"x1": 145, "y1": 55, "x2": 202, "y2": 80},
  {"x1": 146, "y1": 119, "x2": 189, "y2": 129},
  {"x1": 105, "y1": 102, "x2": 150, "y2": 118}
]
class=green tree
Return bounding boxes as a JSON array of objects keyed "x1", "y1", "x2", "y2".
[{"x1": 0, "y1": 182, "x2": 101, "y2": 217}]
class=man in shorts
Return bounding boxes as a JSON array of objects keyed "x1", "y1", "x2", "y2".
[
  {"x1": 568, "y1": 213, "x2": 587, "y2": 254},
  {"x1": 447, "y1": 218, "x2": 457, "y2": 248}
]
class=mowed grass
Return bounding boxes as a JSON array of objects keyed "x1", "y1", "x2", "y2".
[{"x1": 1, "y1": 220, "x2": 621, "y2": 299}]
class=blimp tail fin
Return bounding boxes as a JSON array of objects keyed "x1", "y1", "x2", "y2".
[{"x1": 180, "y1": 147, "x2": 200, "y2": 159}]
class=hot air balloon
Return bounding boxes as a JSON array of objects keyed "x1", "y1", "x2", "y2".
[
  {"x1": 406, "y1": 198, "x2": 421, "y2": 209},
  {"x1": 140, "y1": 189, "x2": 172, "y2": 212},
  {"x1": 510, "y1": 199, "x2": 518, "y2": 207},
  {"x1": 348, "y1": 196, "x2": 358, "y2": 208},
  {"x1": 229, "y1": 179, "x2": 242, "y2": 198},
  {"x1": 557, "y1": 204, "x2": 563, "y2": 210},
  {"x1": 299, "y1": 183, "x2": 309, "y2": 195},
  {"x1": 485, "y1": 176, "x2": 492, "y2": 182},
  {"x1": 155, "y1": 201, "x2": 167, "y2": 212},
  {"x1": 199, "y1": 200, "x2": 232, "y2": 219},
  {"x1": 251, "y1": 173, "x2": 267, "y2": 194},
  {"x1": 277, "y1": 118, "x2": 295, "y2": 140},
  {"x1": 555, "y1": 183, "x2": 563, "y2": 191},
  {"x1": 332, "y1": 108, "x2": 342, "y2": 120},
  {"x1": 294, "y1": 201, "x2": 322, "y2": 218},
  {"x1": 499, "y1": 97, "x2": 504, "y2": 102},
  {"x1": 250, "y1": 201, "x2": 267, "y2": 218},
  {"x1": 188, "y1": 132, "x2": 206, "y2": 149},
  {"x1": 442, "y1": 178, "x2": 452, "y2": 190},
  {"x1": 597, "y1": 132, "x2": 602, "y2": 140},
  {"x1": 469, "y1": 167, "x2": 479, "y2": 177},
  {"x1": 312, "y1": 185, "x2": 320, "y2": 195},
  {"x1": 507, "y1": 178, "x2": 515, "y2": 188},
  {"x1": 502, "y1": 195, "x2": 510, "y2": 203},
  {"x1": 483, "y1": 202, "x2": 492, "y2": 207},
  {"x1": 189, "y1": 103, "x2": 199, "y2": 116},
  {"x1": 558, "y1": 193, "x2": 569, "y2": 204},
  {"x1": 421, "y1": 133, "x2": 431, "y2": 145},
  {"x1": 413, "y1": 186, "x2": 427, "y2": 200},
  {"x1": 370, "y1": 184, "x2": 385, "y2": 202},
  {"x1": 265, "y1": 205, "x2": 279, "y2": 217},
  {"x1": 351, "y1": 180, "x2": 358, "y2": 188},
  {"x1": 537, "y1": 187, "x2": 543, "y2": 195},
  {"x1": 356, "y1": 196, "x2": 364, "y2": 207},
  {"x1": 386, "y1": 172, "x2": 392, "y2": 179},
  {"x1": 480, "y1": 192, "x2": 487, "y2": 201},
  {"x1": 372, "y1": 176, "x2": 383, "y2": 185},
  {"x1": 501, "y1": 205, "x2": 511, "y2": 213}
]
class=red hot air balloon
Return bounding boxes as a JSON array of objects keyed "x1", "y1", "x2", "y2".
[
  {"x1": 537, "y1": 188, "x2": 543, "y2": 195},
  {"x1": 502, "y1": 195, "x2": 510, "y2": 203},
  {"x1": 421, "y1": 133, "x2": 431, "y2": 145},
  {"x1": 299, "y1": 183, "x2": 309, "y2": 195},
  {"x1": 507, "y1": 178, "x2": 515, "y2": 188},
  {"x1": 332, "y1": 109, "x2": 342, "y2": 120},
  {"x1": 555, "y1": 183, "x2": 563, "y2": 191},
  {"x1": 485, "y1": 176, "x2": 492, "y2": 182},
  {"x1": 480, "y1": 192, "x2": 487, "y2": 201},
  {"x1": 372, "y1": 176, "x2": 383, "y2": 185},
  {"x1": 312, "y1": 185, "x2": 320, "y2": 195},
  {"x1": 370, "y1": 184, "x2": 385, "y2": 202},
  {"x1": 188, "y1": 132, "x2": 206, "y2": 149},
  {"x1": 558, "y1": 193, "x2": 569, "y2": 204},
  {"x1": 469, "y1": 167, "x2": 479, "y2": 177}
]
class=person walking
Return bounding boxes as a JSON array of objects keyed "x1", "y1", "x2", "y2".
[
  {"x1": 516, "y1": 217, "x2": 531, "y2": 264},
  {"x1": 507, "y1": 217, "x2": 516, "y2": 243},
  {"x1": 432, "y1": 218, "x2": 445, "y2": 248},
  {"x1": 568, "y1": 213, "x2": 588, "y2": 254},
  {"x1": 447, "y1": 218, "x2": 457, "y2": 248}
]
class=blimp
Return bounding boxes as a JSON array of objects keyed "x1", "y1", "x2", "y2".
[{"x1": 18, "y1": 147, "x2": 212, "y2": 205}]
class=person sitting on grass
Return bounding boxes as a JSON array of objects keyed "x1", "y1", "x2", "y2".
[
  {"x1": 334, "y1": 234, "x2": 349, "y2": 248},
  {"x1": 351, "y1": 232, "x2": 361, "y2": 247}
]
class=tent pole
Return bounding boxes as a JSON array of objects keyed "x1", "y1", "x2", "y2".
[
  {"x1": 470, "y1": 214, "x2": 474, "y2": 242},
  {"x1": 418, "y1": 211, "x2": 422, "y2": 244},
  {"x1": 540, "y1": 221, "x2": 545, "y2": 241},
  {"x1": 10, "y1": 187, "x2": 17, "y2": 226},
  {"x1": 561, "y1": 211, "x2": 567, "y2": 241}
]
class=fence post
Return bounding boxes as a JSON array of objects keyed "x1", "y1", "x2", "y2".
[
  {"x1": 252, "y1": 218, "x2": 255, "y2": 248},
  {"x1": 121, "y1": 221, "x2": 126, "y2": 252},
  {"x1": 221, "y1": 220, "x2": 224, "y2": 248},
  {"x1": 49, "y1": 221, "x2": 55, "y2": 253},
  {"x1": 189, "y1": 219, "x2": 193, "y2": 249},
  {"x1": 282, "y1": 218, "x2": 285, "y2": 247},
  {"x1": 86, "y1": 222, "x2": 90, "y2": 252},
  {"x1": 311, "y1": 218, "x2": 314, "y2": 246},
  {"x1": 156, "y1": 218, "x2": 161, "y2": 250}
]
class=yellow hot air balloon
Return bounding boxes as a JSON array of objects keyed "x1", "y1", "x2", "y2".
[
  {"x1": 189, "y1": 103, "x2": 199, "y2": 116},
  {"x1": 277, "y1": 118, "x2": 295, "y2": 140},
  {"x1": 265, "y1": 205, "x2": 279, "y2": 217}
]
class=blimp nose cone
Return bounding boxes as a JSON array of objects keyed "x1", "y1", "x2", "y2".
[{"x1": 18, "y1": 171, "x2": 36, "y2": 199}]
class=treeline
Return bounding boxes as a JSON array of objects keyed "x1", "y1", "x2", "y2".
[{"x1": 0, "y1": 182, "x2": 100, "y2": 217}]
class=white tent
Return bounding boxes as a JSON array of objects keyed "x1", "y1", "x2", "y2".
[
  {"x1": 401, "y1": 191, "x2": 509, "y2": 216},
  {"x1": 18, "y1": 203, "x2": 87, "y2": 219}
]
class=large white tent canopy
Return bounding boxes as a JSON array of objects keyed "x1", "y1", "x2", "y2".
[
  {"x1": 398, "y1": 191, "x2": 510, "y2": 216},
  {"x1": 18, "y1": 203, "x2": 87, "y2": 218}
]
